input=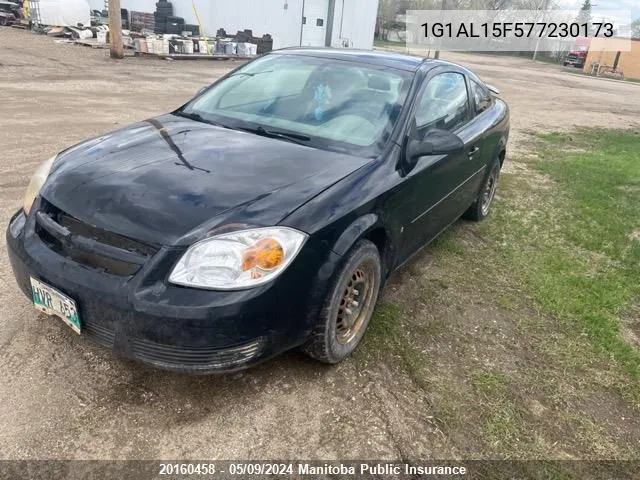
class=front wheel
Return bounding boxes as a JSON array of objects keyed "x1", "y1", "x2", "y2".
[
  {"x1": 463, "y1": 160, "x2": 501, "y2": 222},
  {"x1": 303, "y1": 240, "x2": 381, "y2": 364}
]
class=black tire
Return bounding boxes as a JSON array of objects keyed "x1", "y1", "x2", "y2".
[
  {"x1": 303, "y1": 240, "x2": 382, "y2": 364},
  {"x1": 463, "y1": 159, "x2": 501, "y2": 222}
]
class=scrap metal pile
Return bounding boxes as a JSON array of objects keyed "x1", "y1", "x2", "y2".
[
  {"x1": 129, "y1": 1, "x2": 272, "y2": 58},
  {"x1": 134, "y1": 26, "x2": 273, "y2": 58},
  {"x1": 0, "y1": 0, "x2": 22, "y2": 26},
  {"x1": 4, "y1": 0, "x2": 272, "y2": 60}
]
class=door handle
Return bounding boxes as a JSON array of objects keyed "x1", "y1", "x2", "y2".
[{"x1": 468, "y1": 146, "x2": 480, "y2": 159}]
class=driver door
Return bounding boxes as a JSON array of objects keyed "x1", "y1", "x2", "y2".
[{"x1": 397, "y1": 71, "x2": 476, "y2": 262}]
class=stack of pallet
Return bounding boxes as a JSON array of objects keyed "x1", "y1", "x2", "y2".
[{"x1": 130, "y1": 11, "x2": 154, "y2": 32}]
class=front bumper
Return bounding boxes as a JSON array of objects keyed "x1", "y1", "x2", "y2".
[
  {"x1": 6, "y1": 207, "x2": 338, "y2": 374},
  {"x1": 565, "y1": 57, "x2": 585, "y2": 66}
]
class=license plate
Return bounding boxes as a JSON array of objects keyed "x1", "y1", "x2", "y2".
[{"x1": 30, "y1": 277, "x2": 81, "y2": 334}]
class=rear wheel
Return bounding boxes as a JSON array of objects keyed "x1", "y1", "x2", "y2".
[
  {"x1": 463, "y1": 160, "x2": 501, "y2": 222},
  {"x1": 303, "y1": 240, "x2": 381, "y2": 364}
]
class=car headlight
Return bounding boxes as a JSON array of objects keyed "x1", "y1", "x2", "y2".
[
  {"x1": 169, "y1": 227, "x2": 308, "y2": 290},
  {"x1": 24, "y1": 155, "x2": 56, "y2": 214}
]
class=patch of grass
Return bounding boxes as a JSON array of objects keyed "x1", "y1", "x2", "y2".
[
  {"x1": 524, "y1": 130, "x2": 640, "y2": 378},
  {"x1": 430, "y1": 232, "x2": 466, "y2": 256},
  {"x1": 496, "y1": 293, "x2": 519, "y2": 311},
  {"x1": 475, "y1": 130, "x2": 640, "y2": 383},
  {"x1": 560, "y1": 413, "x2": 626, "y2": 458},
  {"x1": 536, "y1": 131, "x2": 640, "y2": 261},
  {"x1": 432, "y1": 128, "x2": 640, "y2": 456},
  {"x1": 358, "y1": 303, "x2": 403, "y2": 353},
  {"x1": 473, "y1": 370, "x2": 509, "y2": 396},
  {"x1": 356, "y1": 128, "x2": 639, "y2": 459},
  {"x1": 472, "y1": 370, "x2": 526, "y2": 451},
  {"x1": 373, "y1": 39, "x2": 406, "y2": 49},
  {"x1": 356, "y1": 303, "x2": 426, "y2": 379}
]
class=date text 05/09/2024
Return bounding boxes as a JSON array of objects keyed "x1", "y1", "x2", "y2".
[{"x1": 421, "y1": 22, "x2": 614, "y2": 39}]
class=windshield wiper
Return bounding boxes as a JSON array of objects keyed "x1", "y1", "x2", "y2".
[
  {"x1": 174, "y1": 111, "x2": 231, "y2": 129},
  {"x1": 239, "y1": 126, "x2": 311, "y2": 146},
  {"x1": 228, "y1": 70, "x2": 274, "y2": 78},
  {"x1": 176, "y1": 112, "x2": 310, "y2": 146}
]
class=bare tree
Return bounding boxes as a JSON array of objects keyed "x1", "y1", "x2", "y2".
[
  {"x1": 631, "y1": 18, "x2": 640, "y2": 39},
  {"x1": 487, "y1": 0, "x2": 512, "y2": 8},
  {"x1": 377, "y1": 0, "x2": 397, "y2": 24}
]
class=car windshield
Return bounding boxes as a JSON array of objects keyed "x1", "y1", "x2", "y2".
[{"x1": 178, "y1": 54, "x2": 413, "y2": 157}]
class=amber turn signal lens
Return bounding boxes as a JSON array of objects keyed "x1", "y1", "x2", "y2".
[{"x1": 242, "y1": 238, "x2": 284, "y2": 272}]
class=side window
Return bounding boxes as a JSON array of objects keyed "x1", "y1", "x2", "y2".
[
  {"x1": 414, "y1": 73, "x2": 470, "y2": 133},
  {"x1": 470, "y1": 80, "x2": 492, "y2": 114}
]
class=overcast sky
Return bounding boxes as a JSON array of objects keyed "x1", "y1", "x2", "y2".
[{"x1": 563, "y1": 0, "x2": 639, "y2": 22}]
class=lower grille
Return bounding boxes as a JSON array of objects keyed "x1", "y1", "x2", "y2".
[
  {"x1": 80, "y1": 317, "x2": 264, "y2": 371},
  {"x1": 83, "y1": 322, "x2": 116, "y2": 347},
  {"x1": 78, "y1": 311, "x2": 263, "y2": 371},
  {"x1": 131, "y1": 338, "x2": 264, "y2": 370}
]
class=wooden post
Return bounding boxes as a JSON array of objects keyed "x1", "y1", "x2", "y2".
[
  {"x1": 108, "y1": 0, "x2": 124, "y2": 59},
  {"x1": 533, "y1": 0, "x2": 551, "y2": 61},
  {"x1": 434, "y1": 0, "x2": 446, "y2": 59}
]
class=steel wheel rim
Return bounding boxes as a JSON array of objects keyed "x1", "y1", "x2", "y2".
[
  {"x1": 481, "y1": 171, "x2": 498, "y2": 216},
  {"x1": 335, "y1": 260, "x2": 376, "y2": 345}
]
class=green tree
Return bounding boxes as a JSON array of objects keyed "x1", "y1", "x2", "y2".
[{"x1": 575, "y1": 0, "x2": 593, "y2": 35}]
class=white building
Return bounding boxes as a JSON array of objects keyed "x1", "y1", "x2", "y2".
[{"x1": 89, "y1": 0, "x2": 380, "y2": 50}]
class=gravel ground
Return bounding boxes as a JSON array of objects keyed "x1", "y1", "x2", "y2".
[{"x1": 0, "y1": 28, "x2": 639, "y2": 460}]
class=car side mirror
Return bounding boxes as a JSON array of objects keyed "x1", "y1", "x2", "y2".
[{"x1": 406, "y1": 129, "x2": 465, "y2": 162}]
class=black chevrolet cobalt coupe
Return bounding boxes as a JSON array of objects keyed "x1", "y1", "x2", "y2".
[{"x1": 7, "y1": 49, "x2": 509, "y2": 373}]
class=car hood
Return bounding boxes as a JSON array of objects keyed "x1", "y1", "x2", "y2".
[{"x1": 42, "y1": 114, "x2": 372, "y2": 246}]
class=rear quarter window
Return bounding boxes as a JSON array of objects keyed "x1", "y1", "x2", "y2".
[{"x1": 470, "y1": 80, "x2": 492, "y2": 114}]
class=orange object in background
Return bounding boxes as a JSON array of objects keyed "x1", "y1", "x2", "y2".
[{"x1": 584, "y1": 37, "x2": 640, "y2": 80}]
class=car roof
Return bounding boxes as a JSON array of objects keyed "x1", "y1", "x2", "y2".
[{"x1": 274, "y1": 47, "x2": 433, "y2": 72}]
